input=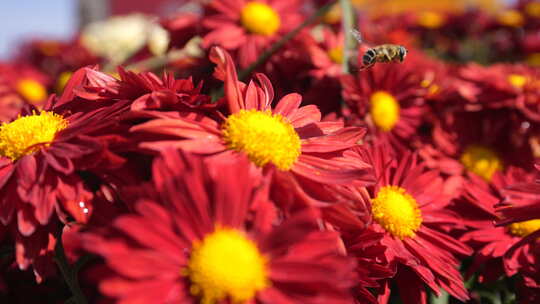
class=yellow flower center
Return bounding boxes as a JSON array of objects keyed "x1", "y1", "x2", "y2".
[
  {"x1": 370, "y1": 91, "x2": 400, "y2": 132},
  {"x1": 525, "y1": 2, "x2": 540, "y2": 18},
  {"x1": 507, "y1": 219, "x2": 540, "y2": 237},
  {"x1": 222, "y1": 109, "x2": 301, "y2": 170},
  {"x1": 508, "y1": 74, "x2": 527, "y2": 89},
  {"x1": 0, "y1": 111, "x2": 68, "y2": 161},
  {"x1": 497, "y1": 10, "x2": 524, "y2": 27},
  {"x1": 186, "y1": 228, "x2": 269, "y2": 304},
  {"x1": 240, "y1": 2, "x2": 281, "y2": 36},
  {"x1": 56, "y1": 71, "x2": 73, "y2": 93},
  {"x1": 16, "y1": 79, "x2": 47, "y2": 104},
  {"x1": 321, "y1": 4, "x2": 342, "y2": 24},
  {"x1": 371, "y1": 186, "x2": 423, "y2": 240},
  {"x1": 328, "y1": 47, "x2": 344, "y2": 64},
  {"x1": 417, "y1": 11, "x2": 445, "y2": 29},
  {"x1": 38, "y1": 41, "x2": 61, "y2": 56},
  {"x1": 460, "y1": 145, "x2": 502, "y2": 182},
  {"x1": 526, "y1": 53, "x2": 540, "y2": 67},
  {"x1": 421, "y1": 79, "x2": 440, "y2": 96}
]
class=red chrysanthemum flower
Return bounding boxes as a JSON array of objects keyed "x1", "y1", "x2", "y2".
[
  {"x1": 301, "y1": 77, "x2": 343, "y2": 116},
  {"x1": 0, "y1": 70, "x2": 127, "y2": 279},
  {"x1": 322, "y1": 186, "x2": 395, "y2": 303},
  {"x1": 453, "y1": 63, "x2": 540, "y2": 113},
  {"x1": 0, "y1": 80, "x2": 25, "y2": 123},
  {"x1": 304, "y1": 27, "x2": 346, "y2": 79},
  {"x1": 0, "y1": 63, "x2": 50, "y2": 108},
  {"x1": 491, "y1": 164, "x2": 540, "y2": 295},
  {"x1": 420, "y1": 108, "x2": 533, "y2": 197},
  {"x1": 201, "y1": 0, "x2": 302, "y2": 67},
  {"x1": 75, "y1": 66, "x2": 214, "y2": 114},
  {"x1": 499, "y1": 165, "x2": 540, "y2": 227},
  {"x1": 82, "y1": 149, "x2": 358, "y2": 304},
  {"x1": 131, "y1": 47, "x2": 372, "y2": 206},
  {"x1": 508, "y1": 69, "x2": 540, "y2": 122},
  {"x1": 340, "y1": 53, "x2": 429, "y2": 149},
  {"x1": 15, "y1": 38, "x2": 98, "y2": 79},
  {"x1": 337, "y1": 144, "x2": 472, "y2": 303},
  {"x1": 496, "y1": 164, "x2": 540, "y2": 252},
  {"x1": 159, "y1": 12, "x2": 209, "y2": 75},
  {"x1": 517, "y1": 276, "x2": 540, "y2": 304},
  {"x1": 161, "y1": 12, "x2": 201, "y2": 50},
  {"x1": 459, "y1": 168, "x2": 540, "y2": 285}
]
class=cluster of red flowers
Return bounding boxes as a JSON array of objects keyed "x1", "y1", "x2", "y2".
[
  {"x1": 1, "y1": 0, "x2": 540, "y2": 303},
  {"x1": 354, "y1": 0, "x2": 540, "y2": 65}
]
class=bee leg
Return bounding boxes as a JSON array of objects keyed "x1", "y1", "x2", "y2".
[
  {"x1": 359, "y1": 62, "x2": 374, "y2": 70},
  {"x1": 380, "y1": 48, "x2": 393, "y2": 62}
]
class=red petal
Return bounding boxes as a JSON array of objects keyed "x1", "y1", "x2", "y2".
[
  {"x1": 274, "y1": 93, "x2": 301, "y2": 117},
  {"x1": 131, "y1": 117, "x2": 221, "y2": 139},
  {"x1": 289, "y1": 105, "x2": 321, "y2": 128},
  {"x1": 293, "y1": 154, "x2": 370, "y2": 185},
  {"x1": 209, "y1": 46, "x2": 245, "y2": 113},
  {"x1": 0, "y1": 158, "x2": 15, "y2": 189},
  {"x1": 17, "y1": 208, "x2": 37, "y2": 236},
  {"x1": 139, "y1": 139, "x2": 225, "y2": 154}
]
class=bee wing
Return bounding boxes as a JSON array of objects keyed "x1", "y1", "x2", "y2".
[
  {"x1": 350, "y1": 29, "x2": 363, "y2": 44},
  {"x1": 350, "y1": 29, "x2": 374, "y2": 49}
]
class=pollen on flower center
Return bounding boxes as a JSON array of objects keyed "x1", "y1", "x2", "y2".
[
  {"x1": 186, "y1": 228, "x2": 269, "y2": 304},
  {"x1": 417, "y1": 11, "x2": 445, "y2": 29},
  {"x1": 321, "y1": 4, "x2": 342, "y2": 24},
  {"x1": 222, "y1": 109, "x2": 301, "y2": 170},
  {"x1": 240, "y1": 2, "x2": 281, "y2": 36},
  {"x1": 371, "y1": 185, "x2": 423, "y2": 240},
  {"x1": 507, "y1": 219, "x2": 540, "y2": 237},
  {"x1": 56, "y1": 71, "x2": 73, "y2": 93},
  {"x1": 0, "y1": 111, "x2": 68, "y2": 161},
  {"x1": 508, "y1": 74, "x2": 527, "y2": 89},
  {"x1": 497, "y1": 10, "x2": 524, "y2": 27},
  {"x1": 421, "y1": 79, "x2": 440, "y2": 96},
  {"x1": 16, "y1": 79, "x2": 47, "y2": 103},
  {"x1": 370, "y1": 91, "x2": 400, "y2": 132},
  {"x1": 525, "y1": 2, "x2": 540, "y2": 18},
  {"x1": 328, "y1": 47, "x2": 344, "y2": 64},
  {"x1": 526, "y1": 53, "x2": 540, "y2": 67},
  {"x1": 460, "y1": 145, "x2": 502, "y2": 182}
]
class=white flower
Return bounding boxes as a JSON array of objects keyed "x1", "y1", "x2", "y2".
[{"x1": 81, "y1": 14, "x2": 170, "y2": 64}]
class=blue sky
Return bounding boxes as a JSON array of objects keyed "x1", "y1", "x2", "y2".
[
  {"x1": 0, "y1": 0, "x2": 76, "y2": 59},
  {"x1": 0, "y1": 0, "x2": 520, "y2": 59}
]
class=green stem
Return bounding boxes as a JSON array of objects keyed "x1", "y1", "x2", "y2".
[
  {"x1": 429, "y1": 290, "x2": 449, "y2": 304},
  {"x1": 340, "y1": 0, "x2": 356, "y2": 74},
  {"x1": 124, "y1": 49, "x2": 191, "y2": 72},
  {"x1": 107, "y1": 37, "x2": 204, "y2": 73},
  {"x1": 237, "y1": 0, "x2": 338, "y2": 81},
  {"x1": 54, "y1": 228, "x2": 88, "y2": 304}
]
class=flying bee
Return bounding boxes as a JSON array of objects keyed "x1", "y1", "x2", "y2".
[{"x1": 350, "y1": 29, "x2": 408, "y2": 70}]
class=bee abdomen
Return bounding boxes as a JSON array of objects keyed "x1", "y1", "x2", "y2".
[{"x1": 362, "y1": 49, "x2": 376, "y2": 66}]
